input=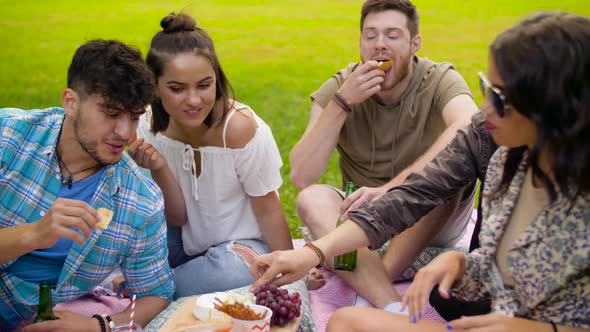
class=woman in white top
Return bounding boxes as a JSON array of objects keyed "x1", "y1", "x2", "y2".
[{"x1": 128, "y1": 12, "x2": 293, "y2": 298}]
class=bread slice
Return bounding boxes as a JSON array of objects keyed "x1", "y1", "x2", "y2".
[{"x1": 96, "y1": 208, "x2": 114, "y2": 230}]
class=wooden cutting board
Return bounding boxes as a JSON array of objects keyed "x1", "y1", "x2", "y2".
[{"x1": 158, "y1": 297, "x2": 302, "y2": 332}]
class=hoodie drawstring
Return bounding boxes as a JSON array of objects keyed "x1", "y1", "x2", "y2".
[{"x1": 370, "y1": 109, "x2": 377, "y2": 170}]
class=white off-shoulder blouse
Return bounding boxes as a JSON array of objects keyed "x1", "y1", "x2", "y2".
[{"x1": 137, "y1": 104, "x2": 283, "y2": 255}]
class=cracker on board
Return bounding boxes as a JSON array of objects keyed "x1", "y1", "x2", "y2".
[{"x1": 96, "y1": 208, "x2": 114, "y2": 230}]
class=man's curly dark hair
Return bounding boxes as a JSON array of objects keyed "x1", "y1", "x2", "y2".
[{"x1": 67, "y1": 39, "x2": 156, "y2": 112}]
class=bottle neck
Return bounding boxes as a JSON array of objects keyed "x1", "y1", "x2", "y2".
[
  {"x1": 344, "y1": 182, "x2": 358, "y2": 197},
  {"x1": 38, "y1": 287, "x2": 52, "y2": 311},
  {"x1": 36, "y1": 284, "x2": 56, "y2": 320}
]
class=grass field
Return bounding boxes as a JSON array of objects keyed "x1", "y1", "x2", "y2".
[{"x1": 1, "y1": 0, "x2": 588, "y2": 236}]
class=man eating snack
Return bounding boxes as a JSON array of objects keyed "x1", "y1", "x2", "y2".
[
  {"x1": 289, "y1": 0, "x2": 478, "y2": 313},
  {"x1": 0, "y1": 39, "x2": 174, "y2": 332}
]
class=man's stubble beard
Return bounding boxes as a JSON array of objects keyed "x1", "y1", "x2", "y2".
[
  {"x1": 380, "y1": 48, "x2": 412, "y2": 92},
  {"x1": 73, "y1": 109, "x2": 114, "y2": 166}
]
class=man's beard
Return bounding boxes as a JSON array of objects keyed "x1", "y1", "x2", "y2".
[
  {"x1": 381, "y1": 49, "x2": 412, "y2": 91},
  {"x1": 73, "y1": 109, "x2": 113, "y2": 166}
]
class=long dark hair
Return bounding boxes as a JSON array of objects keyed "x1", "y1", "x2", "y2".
[
  {"x1": 146, "y1": 13, "x2": 235, "y2": 133},
  {"x1": 490, "y1": 12, "x2": 590, "y2": 200}
]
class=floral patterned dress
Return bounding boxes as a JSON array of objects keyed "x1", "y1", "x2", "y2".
[{"x1": 451, "y1": 147, "x2": 590, "y2": 328}]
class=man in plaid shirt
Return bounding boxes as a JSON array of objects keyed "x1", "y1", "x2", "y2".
[{"x1": 0, "y1": 39, "x2": 174, "y2": 331}]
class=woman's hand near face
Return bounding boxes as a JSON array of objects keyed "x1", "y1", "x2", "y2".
[
  {"x1": 128, "y1": 137, "x2": 188, "y2": 226},
  {"x1": 249, "y1": 247, "x2": 320, "y2": 292},
  {"x1": 128, "y1": 138, "x2": 168, "y2": 171},
  {"x1": 401, "y1": 251, "x2": 467, "y2": 321}
]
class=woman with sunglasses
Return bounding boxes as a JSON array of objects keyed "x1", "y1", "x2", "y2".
[
  {"x1": 252, "y1": 11, "x2": 590, "y2": 331},
  {"x1": 397, "y1": 11, "x2": 590, "y2": 330}
]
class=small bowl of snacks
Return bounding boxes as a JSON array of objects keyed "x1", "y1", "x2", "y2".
[
  {"x1": 194, "y1": 292, "x2": 255, "y2": 322},
  {"x1": 214, "y1": 300, "x2": 272, "y2": 332},
  {"x1": 194, "y1": 292, "x2": 229, "y2": 322},
  {"x1": 172, "y1": 322, "x2": 234, "y2": 332}
]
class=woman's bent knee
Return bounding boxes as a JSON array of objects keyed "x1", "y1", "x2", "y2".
[{"x1": 327, "y1": 307, "x2": 358, "y2": 332}]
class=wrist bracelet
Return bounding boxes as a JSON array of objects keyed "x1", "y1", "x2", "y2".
[
  {"x1": 332, "y1": 97, "x2": 351, "y2": 113},
  {"x1": 549, "y1": 321, "x2": 558, "y2": 332},
  {"x1": 101, "y1": 314, "x2": 116, "y2": 330},
  {"x1": 304, "y1": 242, "x2": 325, "y2": 268},
  {"x1": 332, "y1": 93, "x2": 353, "y2": 113},
  {"x1": 92, "y1": 314, "x2": 107, "y2": 332}
]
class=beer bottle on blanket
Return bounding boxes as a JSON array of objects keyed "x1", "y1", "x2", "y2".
[
  {"x1": 334, "y1": 181, "x2": 358, "y2": 271},
  {"x1": 33, "y1": 281, "x2": 57, "y2": 323}
]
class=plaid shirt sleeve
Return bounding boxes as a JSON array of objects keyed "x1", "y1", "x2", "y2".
[
  {"x1": 117, "y1": 179, "x2": 175, "y2": 300},
  {"x1": 0, "y1": 108, "x2": 174, "y2": 323}
]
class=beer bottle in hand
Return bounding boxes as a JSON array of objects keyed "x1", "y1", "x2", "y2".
[
  {"x1": 334, "y1": 181, "x2": 358, "y2": 271},
  {"x1": 33, "y1": 281, "x2": 57, "y2": 323}
]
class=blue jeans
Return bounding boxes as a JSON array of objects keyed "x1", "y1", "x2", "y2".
[{"x1": 167, "y1": 226, "x2": 270, "y2": 299}]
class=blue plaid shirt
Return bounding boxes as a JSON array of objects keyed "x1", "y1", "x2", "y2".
[{"x1": 0, "y1": 108, "x2": 174, "y2": 323}]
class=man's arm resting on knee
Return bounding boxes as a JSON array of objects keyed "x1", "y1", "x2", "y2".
[{"x1": 290, "y1": 101, "x2": 349, "y2": 189}]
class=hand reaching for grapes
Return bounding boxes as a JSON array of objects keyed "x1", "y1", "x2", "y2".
[
  {"x1": 254, "y1": 285, "x2": 301, "y2": 327},
  {"x1": 250, "y1": 247, "x2": 320, "y2": 291}
]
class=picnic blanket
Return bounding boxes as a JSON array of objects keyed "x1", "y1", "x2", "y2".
[
  {"x1": 53, "y1": 289, "x2": 130, "y2": 316},
  {"x1": 291, "y1": 240, "x2": 448, "y2": 332},
  {"x1": 299, "y1": 217, "x2": 476, "y2": 332},
  {"x1": 54, "y1": 218, "x2": 475, "y2": 331}
]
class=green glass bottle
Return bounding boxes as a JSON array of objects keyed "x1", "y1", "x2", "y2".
[
  {"x1": 33, "y1": 281, "x2": 57, "y2": 323},
  {"x1": 334, "y1": 181, "x2": 358, "y2": 271}
]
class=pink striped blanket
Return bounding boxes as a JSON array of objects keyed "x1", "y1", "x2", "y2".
[{"x1": 291, "y1": 239, "x2": 447, "y2": 332}]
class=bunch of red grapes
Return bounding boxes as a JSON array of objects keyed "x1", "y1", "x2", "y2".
[{"x1": 254, "y1": 284, "x2": 301, "y2": 326}]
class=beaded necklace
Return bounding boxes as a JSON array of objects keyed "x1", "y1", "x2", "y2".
[{"x1": 55, "y1": 151, "x2": 101, "y2": 189}]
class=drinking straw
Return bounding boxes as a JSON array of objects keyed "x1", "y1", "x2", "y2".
[{"x1": 129, "y1": 294, "x2": 136, "y2": 332}]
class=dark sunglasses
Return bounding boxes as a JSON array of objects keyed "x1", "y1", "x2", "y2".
[{"x1": 478, "y1": 71, "x2": 507, "y2": 118}]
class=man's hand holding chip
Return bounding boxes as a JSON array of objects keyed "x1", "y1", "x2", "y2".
[{"x1": 30, "y1": 198, "x2": 102, "y2": 249}]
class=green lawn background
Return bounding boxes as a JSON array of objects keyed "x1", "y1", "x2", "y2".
[{"x1": 1, "y1": 0, "x2": 588, "y2": 236}]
